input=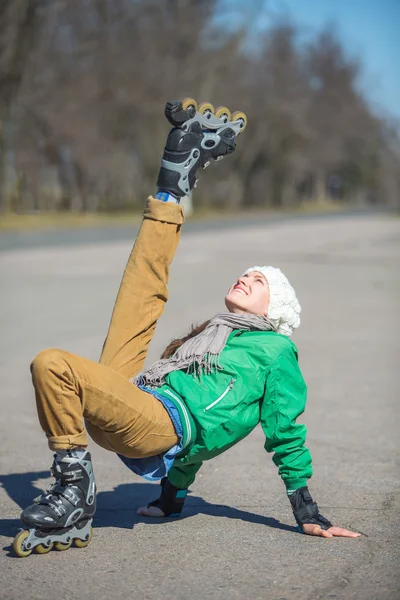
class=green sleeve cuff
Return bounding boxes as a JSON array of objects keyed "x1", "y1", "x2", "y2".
[
  {"x1": 167, "y1": 461, "x2": 203, "y2": 489},
  {"x1": 284, "y1": 478, "x2": 309, "y2": 493}
]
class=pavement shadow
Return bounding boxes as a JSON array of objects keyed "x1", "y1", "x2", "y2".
[
  {"x1": 96, "y1": 482, "x2": 296, "y2": 532},
  {"x1": 0, "y1": 470, "x2": 50, "y2": 538},
  {"x1": 0, "y1": 471, "x2": 296, "y2": 549}
]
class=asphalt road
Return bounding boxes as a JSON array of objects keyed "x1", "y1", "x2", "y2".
[{"x1": 0, "y1": 211, "x2": 399, "y2": 600}]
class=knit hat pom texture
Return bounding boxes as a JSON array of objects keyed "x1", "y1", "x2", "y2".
[{"x1": 243, "y1": 266, "x2": 301, "y2": 336}]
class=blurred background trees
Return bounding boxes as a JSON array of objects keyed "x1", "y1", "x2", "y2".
[{"x1": 0, "y1": 0, "x2": 399, "y2": 213}]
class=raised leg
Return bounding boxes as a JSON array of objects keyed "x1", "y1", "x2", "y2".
[{"x1": 99, "y1": 197, "x2": 184, "y2": 379}]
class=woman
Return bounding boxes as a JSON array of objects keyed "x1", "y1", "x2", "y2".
[{"x1": 13, "y1": 100, "x2": 359, "y2": 557}]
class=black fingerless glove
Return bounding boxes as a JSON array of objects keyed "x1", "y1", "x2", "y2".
[
  {"x1": 147, "y1": 477, "x2": 188, "y2": 517},
  {"x1": 288, "y1": 486, "x2": 332, "y2": 531}
]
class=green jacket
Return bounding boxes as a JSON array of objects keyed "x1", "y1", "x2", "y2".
[{"x1": 157, "y1": 330, "x2": 312, "y2": 492}]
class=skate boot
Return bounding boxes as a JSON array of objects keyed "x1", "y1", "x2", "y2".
[
  {"x1": 13, "y1": 449, "x2": 96, "y2": 557},
  {"x1": 156, "y1": 98, "x2": 247, "y2": 199}
]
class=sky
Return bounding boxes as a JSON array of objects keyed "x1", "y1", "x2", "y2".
[
  {"x1": 220, "y1": 0, "x2": 400, "y2": 120},
  {"x1": 279, "y1": 0, "x2": 399, "y2": 120}
]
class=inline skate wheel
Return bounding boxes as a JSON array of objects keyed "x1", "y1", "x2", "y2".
[
  {"x1": 35, "y1": 541, "x2": 54, "y2": 554},
  {"x1": 73, "y1": 526, "x2": 93, "y2": 548},
  {"x1": 198, "y1": 102, "x2": 215, "y2": 117},
  {"x1": 182, "y1": 97, "x2": 198, "y2": 112},
  {"x1": 13, "y1": 530, "x2": 32, "y2": 558},
  {"x1": 231, "y1": 111, "x2": 247, "y2": 133},
  {"x1": 215, "y1": 106, "x2": 231, "y2": 122},
  {"x1": 54, "y1": 539, "x2": 73, "y2": 551}
]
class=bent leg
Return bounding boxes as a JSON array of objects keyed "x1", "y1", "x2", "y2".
[
  {"x1": 100, "y1": 197, "x2": 184, "y2": 379},
  {"x1": 31, "y1": 348, "x2": 179, "y2": 456}
]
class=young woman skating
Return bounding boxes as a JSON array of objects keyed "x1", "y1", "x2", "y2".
[{"x1": 13, "y1": 100, "x2": 359, "y2": 557}]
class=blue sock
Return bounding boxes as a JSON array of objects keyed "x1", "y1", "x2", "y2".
[{"x1": 155, "y1": 190, "x2": 180, "y2": 204}]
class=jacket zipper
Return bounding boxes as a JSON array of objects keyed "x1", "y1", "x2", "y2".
[{"x1": 204, "y1": 378, "x2": 236, "y2": 411}]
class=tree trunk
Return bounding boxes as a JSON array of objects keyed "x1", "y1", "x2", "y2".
[{"x1": 0, "y1": 0, "x2": 41, "y2": 211}]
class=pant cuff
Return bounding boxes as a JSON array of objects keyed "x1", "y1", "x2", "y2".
[
  {"x1": 47, "y1": 432, "x2": 88, "y2": 451},
  {"x1": 144, "y1": 196, "x2": 185, "y2": 225}
]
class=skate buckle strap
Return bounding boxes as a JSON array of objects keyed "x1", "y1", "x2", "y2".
[
  {"x1": 51, "y1": 456, "x2": 83, "y2": 480},
  {"x1": 51, "y1": 465, "x2": 83, "y2": 483},
  {"x1": 38, "y1": 484, "x2": 80, "y2": 512},
  {"x1": 58, "y1": 486, "x2": 80, "y2": 506},
  {"x1": 62, "y1": 468, "x2": 82, "y2": 483},
  {"x1": 160, "y1": 147, "x2": 200, "y2": 197},
  {"x1": 51, "y1": 502, "x2": 67, "y2": 518},
  {"x1": 39, "y1": 494, "x2": 67, "y2": 517}
]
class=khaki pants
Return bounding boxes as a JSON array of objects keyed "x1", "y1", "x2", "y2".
[{"x1": 31, "y1": 198, "x2": 182, "y2": 458}]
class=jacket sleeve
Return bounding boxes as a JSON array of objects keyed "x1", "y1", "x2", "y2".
[
  {"x1": 167, "y1": 460, "x2": 203, "y2": 489},
  {"x1": 261, "y1": 346, "x2": 313, "y2": 492}
]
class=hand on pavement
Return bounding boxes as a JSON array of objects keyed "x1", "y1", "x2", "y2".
[
  {"x1": 301, "y1": 524, "x2": 361, "y2": 538},
  {"x1": 137, "y1": 505, "x2": 165, "y2": 517}
]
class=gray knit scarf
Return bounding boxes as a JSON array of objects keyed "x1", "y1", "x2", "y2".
[{"x1": 132, "y1": 312, "x2": 275, "y2": 388}]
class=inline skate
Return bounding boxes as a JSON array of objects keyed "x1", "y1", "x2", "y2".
[
  {"x1": 157, "y1": 98, "x2": 247, "y2": 198},
  {"x1": 13, "y1": 449, "x2": 96, "y2": 557}
]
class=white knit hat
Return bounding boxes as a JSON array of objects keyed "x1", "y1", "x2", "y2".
[{"x1": 242, "y1": 266, "x2": 301, "y2": 336}]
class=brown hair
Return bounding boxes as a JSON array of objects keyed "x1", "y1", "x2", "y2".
[{"x1": 161, "y1": 319, "x2": 211, "y2": 359}]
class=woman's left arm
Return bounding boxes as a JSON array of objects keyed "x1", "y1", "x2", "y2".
[{"x1": 261, "y1": 346, "x2": 360, "y2": 538}]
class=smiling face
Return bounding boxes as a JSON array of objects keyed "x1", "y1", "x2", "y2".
[{"x1": 225, "y1": 271, "x2": 270, "y2": 316}]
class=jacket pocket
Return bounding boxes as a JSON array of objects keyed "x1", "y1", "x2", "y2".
[{"x1": 204, "y1": 378, "x2": 236, "y2": 411}]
